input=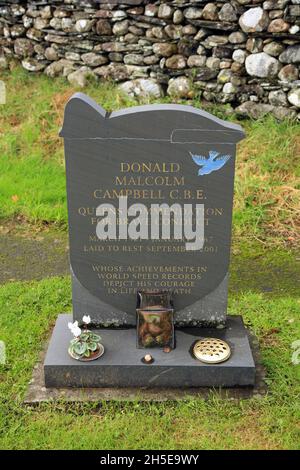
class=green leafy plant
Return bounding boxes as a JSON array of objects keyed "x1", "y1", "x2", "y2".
[{"x1": 68, "y1": 316, "x2": 102, "y2": 359}]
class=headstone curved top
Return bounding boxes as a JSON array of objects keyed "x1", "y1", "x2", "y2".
[{"x1": 60, "y1": 93, "x2": 245, "y2": 327}]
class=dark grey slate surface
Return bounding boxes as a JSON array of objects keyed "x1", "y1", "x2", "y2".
[
  {"x1": 60, "y1": 94, "x2": 245, "y2": 326},
  {"x1": 44, "y1": 314, "x2": 255, "y2": 388}
]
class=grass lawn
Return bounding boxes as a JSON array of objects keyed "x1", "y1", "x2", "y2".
[{"x1": 0, "y1": 66, "x2": 299, "y2": 450}]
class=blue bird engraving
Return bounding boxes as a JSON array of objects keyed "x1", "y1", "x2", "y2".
[{"x1": 190, "y1": 150, "x2": 231, "y2": 176}]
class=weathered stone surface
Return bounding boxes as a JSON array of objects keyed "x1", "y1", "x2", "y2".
[
  {"x1": 206, "y1": 56, "x2": 220, "y2": 70},
  {"x1": 187, "y1": 55, "x2": 207, "y2": 67},
  {"x1": 165, "y1": 24, "x2": 183, "y2": 39},
  {"x1": 49, "y1": 17, "x2": 62, "y2": 30},
  {"x1": 112, "y1": 20, "x2": 129, "y2": 36},
  {"x1": 41, "y1": 5, "x2": 52, "y2": 19},
  {"x1": 236, "y1": 101, "x2": 274, "y2": 119},
  {"x1": 112, "y1": 10, "x2": 127, "y2": 22},
  {"x1": 268, "y1": 19, "x2": 290, "y2": 33},
  {"x1": 181, "y1": 25, "x2": 197, "y2": 35},
  {"x1": 195, "y1": 68, "x2": 218, "y2": 81},
  {"x1": 194, "y1": 29, "x2": 208, "y2": 41},
  {"x1": 54, "y1": 8, "x2": 68, "y2": 19},
  {"x1": 158, "y1": 4, "x2": 173, "y2": 20},
  {"x1": 231, "y1": 62, "x2": 243, "y2": 73},
  {"x1": 61, "y1": 18, "x2": 74, "y2": 33},
  {"x1": 223, "y1": 82, "x2": 236, "y2": 94},
  {"x1": 288, "y1": 88, "x2": 300, "y2": 108},
  {"x1": 67, "y1": 67, "x2": 95, "y2": 88},
  {"x1": 272, "y1": 106, "x2": 297, "y2": 120},
  {"x1": 75, "y1": 19, "x2": 94, "y2": 33},
  {"x1": 124, "y1": 54, "x2": 144, "y2": 65},
  {"x1": 65, "y1": 52, "x2": 81, "y2": 62},
  {"x1": 26, "y1": 28, "x2": 42, "y2": 41},
  {"x1": 45, "y1": 59, "x2": 75, "y2": 78},
  {"x1": 14, "y1": 38, "x2": 34, "y2": 57},
  {"x1": 145, "y1": 5, "x2": 158, "y2": 17},
  {"x1": 10, "y1": 4, "x2": 25, "y2": 16},
  {"x1": 45, "y1": 60, "x2": 64, "y2": 78},
  {"x1": 1, "y1": 0, "x2": 300, "y2": 117},
  {"x1": 279, "y1": 45, "x2": 300, "y2": 64},
  {"x1": 233, "y1": 50, "x2": 245, "y2": 65},
  {"x1": 11, "y1": 25, "x2": 26, "y2": 37},
  {"x1": 289, "y1": 25, "x2": 300, "y2": 35},
  {"x1": 22, "y1": 58, "x2": 45, "y2": 72},
  {"x1": 183, "y1": 7, "x2": 203, "y2": 20},
  {"x1": 108, "y1": 52, "x2": 124, "y2": 63},
  {"x1": 125, "y1": 65, "x2": 149, "y2": 79},
  {"x1": 246, "y1": 38, "x2": 263, "y2": 53},
  {"x1": 269, "y1": 10, "x2": 283, "y2": 20},
  {"x1": 143, "y1": 55, "x2": 159, "y2": 65},
  {"x1": 228, "y1": 31, "x2": 246, "y2": 44},
  {"x1": 263, "y1": 0, "x2": 289, "y2": 9},
  {"x1": 173, "y1": 9, "x2": 184, "y2": 25},
  {"x1": 81, "y1": 53, "x2": 108, "y2": 67},
  {"x1": 0, "y1": 56, "x2": 8, "y2": 69},
  {"x1": 44, "y1": 47, "x2": 58, "y2": 61},
  {"x1": 165, "y1": 54, "x2": 186, "y2": 69},
  {"x1": 101, "y1": 42, "x2": 129, "y2": 53},
  {"x1": 178, "y1": 39, "x2": 197, "y2": 57},
  {"x1": 263, "y1": 42, "x2": 284, "y2": 57},
  {"x1": 239, "y1": 7, "x2": 269, "y2": 33},
  {"x1": 34, "y1": 17, "x2": 49, "y2": 30},
  {"x1": 96, "y1": 19, "x2": 112, "y2": 36},
  {"x1": 219, "y1": 4, "x2": 237, "y2": 22},
  {"x1": 149, "y1": 26, "x2": 166, "y2": 40},
  {"x1": 205, "y1": 35, "x2": 229, "y2": 47},
  {"x1": 94, "y1": 63, "x2": 129, "y2": 81},
  {"x1": 153, "y1": 42, "x2": 177, "y2": 57},
  {"x1": 202, "y1": 4, "x2": 218, "y2": 21},
  {"x1": 278, "y1": 64, "x2": 299, "y2": 81},
  {"x1": 213, "y1": 46, "x2": 232, "y2": 59},
  {"x1": 119, "y1": 78, "x2": 164, "y2": 99},
  {"x1": 218, "y1": 69, "x2": 232, "y2": 83},
  {"x1": 268, "y1": 89, "x2": 288, "y2": 106},
  {"x1": 245, "y1": 52, "x2": 280, "y2": 78},
  {"x1": 23, "y1": 15, "x2": 34, "y2": 28},
  {"x1": 44, "y1": 33, "x2": 69, "y2": 45},
  {"x1": 167, "y1": 77, "x2": 193, "y2": 98}
]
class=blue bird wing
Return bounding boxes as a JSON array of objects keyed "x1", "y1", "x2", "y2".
[
  {"x1": 190, "y1": 153, "x2": 207, "y2": 167},
  {"x1": 214, "y1": 154, "x2": 231, "y2": 169},
  {"x1": 198, "y1": 161, "x2": 216, "y2": 175},
  {"x1": 198, "y1": 155, "x2": 231, "y2": 175},
  {"x1": 208, "y1": 150, "x2": 220, "y2": 160}
]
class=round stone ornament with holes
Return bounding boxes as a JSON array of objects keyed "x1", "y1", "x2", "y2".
[{"x1": 193, "y1": 338, "x2": 231, "y2": 364}]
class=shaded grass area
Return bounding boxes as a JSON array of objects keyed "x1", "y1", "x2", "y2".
[
  {"x1": 0, "y1": 66, "x2": 299, "y2": 245},
  {"x1": 0, "y1": 276, "x2": 299, "y2": 450},
  {"x1": 229, "y1": 241, "x2": 300, "y2": 298}
]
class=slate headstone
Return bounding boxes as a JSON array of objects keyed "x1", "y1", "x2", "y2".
[{"x1": 60, "y1": 93, "x2": 245, "y2": 327}]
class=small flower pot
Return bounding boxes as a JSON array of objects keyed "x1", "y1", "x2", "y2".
[
  {"x1": 68, "y1": 329, "x2": 104, "y2": 361},
  {"x1": 68, "y1": 343, "x2": 104, "y2": 362}
]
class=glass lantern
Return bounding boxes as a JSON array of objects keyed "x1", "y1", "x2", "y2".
[{"x1": 136, "y1": 290, "x2": 174, "y2": 349}]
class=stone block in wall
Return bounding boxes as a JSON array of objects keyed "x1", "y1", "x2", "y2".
[{"x1": 0, "y1": 0, "x2": 299, "y2": 119}]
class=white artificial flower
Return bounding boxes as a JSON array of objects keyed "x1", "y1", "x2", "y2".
[
  {"x1": 72, "y1": 326, "x2": 82, "y2": 337},
  {"x1": 68, "y1": 320, "x2": 78, "y2": 331},
  {"x1": 82, "y1": 315, "x2": 91, "y2": 325},
  {"x1": 68, "y1": 321, "x2": 82, "y2": 337}
]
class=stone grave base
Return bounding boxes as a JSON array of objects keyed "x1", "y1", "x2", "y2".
[{"x1": 43, "y1": 314, "x2": 255, "y2": 389}]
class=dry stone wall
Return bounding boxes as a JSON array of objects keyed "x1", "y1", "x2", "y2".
[{"x1": 0, "y1": 0, "x2": 300, "y2": 118}]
